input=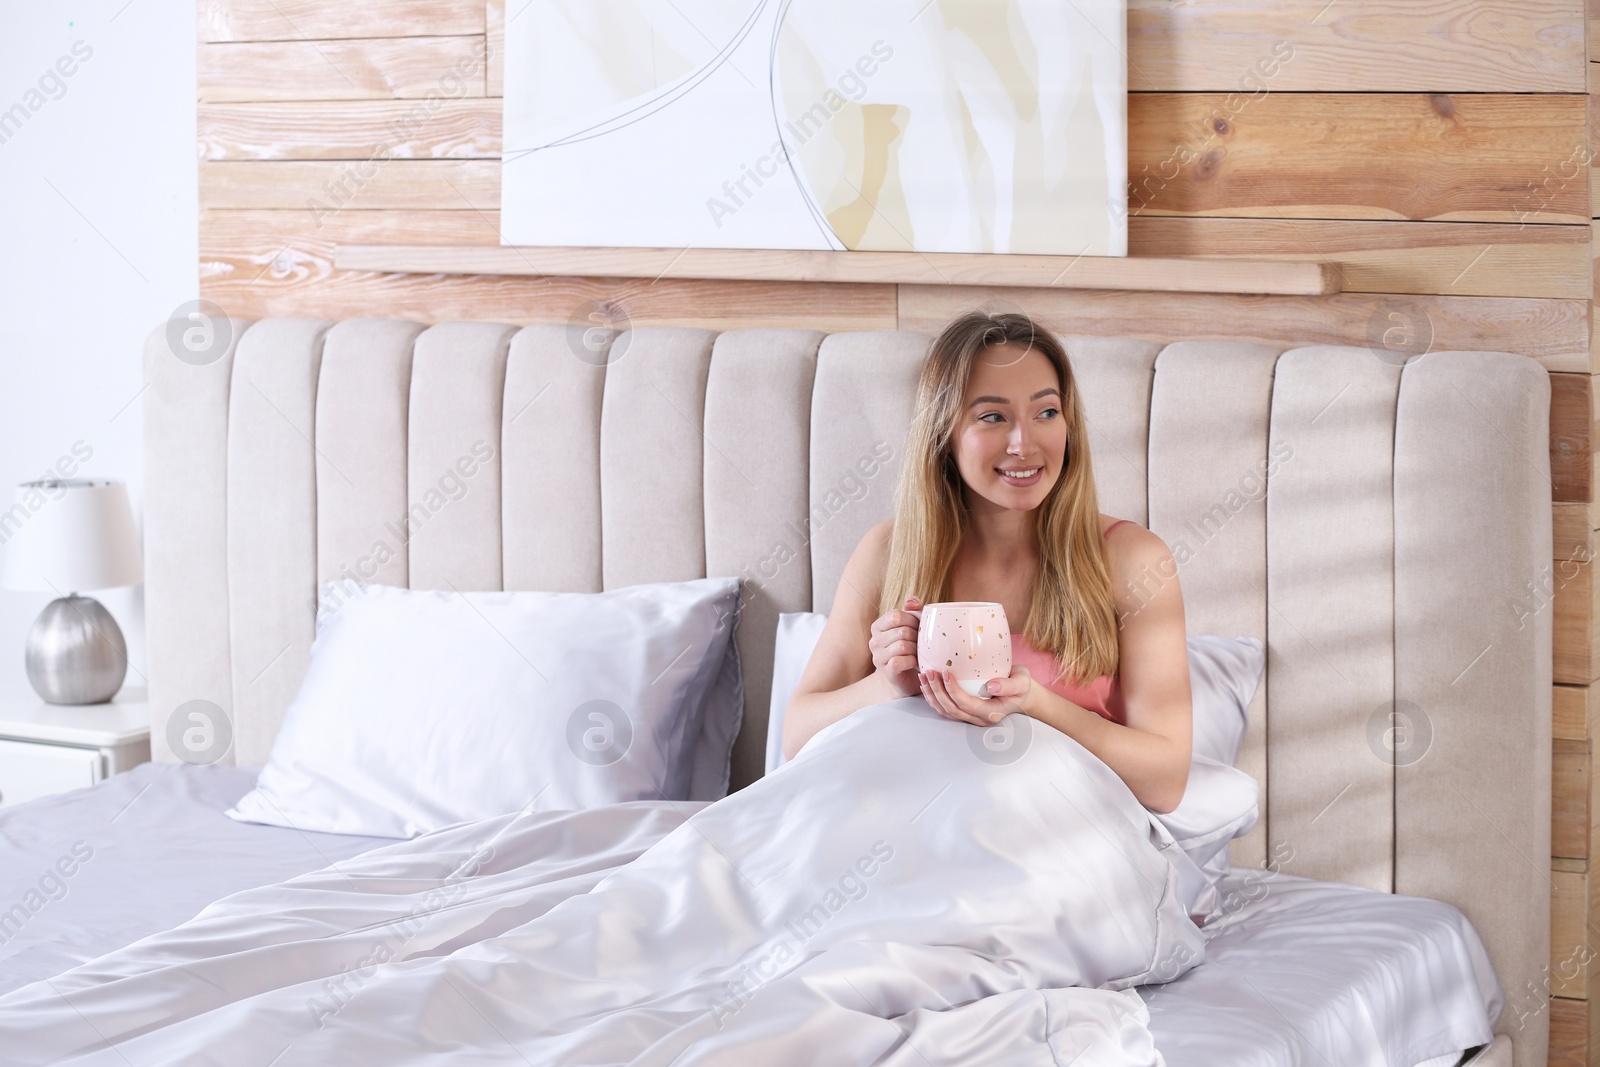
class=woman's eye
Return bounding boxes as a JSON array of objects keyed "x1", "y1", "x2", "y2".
[
  {"x1": 979, "y1": 412, "x2": 1003, "y2": 424},
  {"x1": 1040, "y1": 407, "x2": 1060, "y2": 419}
]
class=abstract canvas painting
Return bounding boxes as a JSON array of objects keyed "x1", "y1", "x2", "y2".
[{"x1": 502, "y1": 0, "x2": 1128, "y2": 256}]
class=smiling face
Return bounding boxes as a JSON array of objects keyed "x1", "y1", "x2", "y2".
[{"x1": 949, "y1": 343, "x2": 1068, "y2": 512}]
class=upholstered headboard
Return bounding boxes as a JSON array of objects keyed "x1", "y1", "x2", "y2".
[{"x1": 143, "y1": 318, "x2": 1551, "y2": 1067}]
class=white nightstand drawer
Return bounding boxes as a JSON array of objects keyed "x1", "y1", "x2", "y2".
[{"x1": 0, "y1": 737, "x2": 104, "y2": 808}]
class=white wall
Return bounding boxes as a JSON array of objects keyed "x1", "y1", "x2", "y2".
[{"x1": 0, "y1": 3, "x2": 197, "y2": 697}]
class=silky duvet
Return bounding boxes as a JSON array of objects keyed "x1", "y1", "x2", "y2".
[{"x1": 0, "y1": 698, "x2": 1210, "y2": 1066}]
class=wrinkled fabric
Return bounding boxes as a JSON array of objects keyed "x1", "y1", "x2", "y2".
[
  {"x1": 1142, "y1": 868, "x2": 1502, "y2": 1067},
  {"x1": 0, "y1": 761, "x2": 385, "y2": 995},
  {"x1": 0, "y1": 698, "x2": 1205, "y2": 1066}
]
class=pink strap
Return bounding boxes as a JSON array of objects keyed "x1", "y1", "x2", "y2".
[{"x1": 1103, "y1": 519, "x2": 1134, "y2": 539}]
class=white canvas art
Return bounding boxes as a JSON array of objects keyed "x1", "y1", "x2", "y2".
[{"x1": 501, "y1": 0, "x2": 1128, "y2": 256}]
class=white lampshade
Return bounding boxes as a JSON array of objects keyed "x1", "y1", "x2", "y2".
[{"x1": 1, "y1": 479, "x2": 143, "y2": 593}]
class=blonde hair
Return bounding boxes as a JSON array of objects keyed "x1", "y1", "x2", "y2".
[{"x1": 878, "y1": 310, "x2": 1120, "y2": 685}]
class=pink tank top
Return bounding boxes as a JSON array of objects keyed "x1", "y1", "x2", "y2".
[{"x1": 1009, "y1": 518, "x2": 1132, "y2": 724}]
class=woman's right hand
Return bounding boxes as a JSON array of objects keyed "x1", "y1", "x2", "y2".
[{"x1": 870, "y1": 596, "x2": 923, "y2": 698}]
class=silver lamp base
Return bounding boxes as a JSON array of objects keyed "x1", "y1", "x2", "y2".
[{"x1": 25, "y1": 595, "x2": 128, "y2": 705}]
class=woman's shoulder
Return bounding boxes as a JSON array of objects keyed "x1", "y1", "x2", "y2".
[
  {"x1": 861, "y1": 517, "x2": 895, "y2": 578},
  {"x1": 1099, "y1": 514, "x2": 1142, "y2": 539},
  {"x1": 836, "y1": 518, "x2": 896, "y2": 610},
  {"x1": 1098, "y1": 514, "x2": 1167, "y2": 568}
]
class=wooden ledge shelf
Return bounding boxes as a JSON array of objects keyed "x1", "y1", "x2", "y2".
[{"x1": 333, "y1": 245, "x2": 1342, "y2": 297}]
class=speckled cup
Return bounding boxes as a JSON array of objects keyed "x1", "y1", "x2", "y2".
[{"x1": 911, "y1": 601, "x2": 1013, "y2": 700}]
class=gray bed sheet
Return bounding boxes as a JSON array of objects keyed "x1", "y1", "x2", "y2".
[
  {"x1": 0, "y1": 761, "x2": 385, "y2": 995},
  {"x1": 1142, "y1": 868, "x2": 1502, "y2": 1067},
  {"x1": 0, "y1": 765, "x2": 1500, "y2": 1067}
]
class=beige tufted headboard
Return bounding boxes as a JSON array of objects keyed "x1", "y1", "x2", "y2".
[{"x1": 143, "y1": 318, "x2": 1552, "y2": 1067}]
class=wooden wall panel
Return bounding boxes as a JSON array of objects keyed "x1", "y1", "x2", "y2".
[
  {"x1": 1550, "y1": 856, "x2": 1600, "y2": 1061},
  {"x1": 898, "y1": 286, "x2": 1589, "y2": 375},
  {"x1": 1550, "y1": 992, "x2": 1592, "y2": 1067},
  {"x1": 198, "y1": 37, "x2": 488, "y2": 101},
  {"x1": 200, "y1": 160, "x2": 498, "y2": 211},
  {"x1": 1555, "y1": 560, "x2": 1600, "y2": 684},
  {"x1": 485, "y1": 0, "x2": 502, "y2": 98},
  {"x1": 1127, "y1": 93, "x2": 1588, "y2": 224},
  {"x1": 199, "y1": 0, "x2": 482, "y2": 41},
  {"x1": 199, "y1": 101, "x2": 500, "y2": 160},
  {"x1": 1557, "y1": 682, "x2": 1600, "y2": 740},
  {"x1": 196, "y1": 90, "x2": 1588, "y2": 225},
  {"x1": 1127, "y1": 0, "x2": 1584, "y2": 92},
  {"x1": 1130, "y1": 218, "x2": 1591, "y2": 300},
  {"x1": 1552, "y1": 373, "x2": 1596, "y2": 502},
  {"x1": 198, "y1": 0, "x2": 1585, "y2": 90},
  {"x1": 1555, "y1": 738, "x2": 1593, "y2": 859},
  {"x1": 1554, "y1": 503, "x2": 1600, "y2": 561},
  {"x1": 1554, "y1": 864, "x2": 1592, "y2": 999}
]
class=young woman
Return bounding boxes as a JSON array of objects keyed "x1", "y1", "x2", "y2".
[{"x1": 783, "y1": 310, "x2": 1193, "y2": 813}]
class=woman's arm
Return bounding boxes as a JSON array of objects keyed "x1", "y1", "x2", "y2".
[
  {"x1": 921, "y1": 526, "x2": 1193, "y2": 812},
  {"x1": 783, "y1": 520, "x2": 912, "y2": 760},
  {"x1": 1027, "y1": 527, "x2": 1193, "y2": 812}
]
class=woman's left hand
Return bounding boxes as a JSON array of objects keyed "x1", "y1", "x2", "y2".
[{"x1": 920, "y1": 666, "x2": 1032, "y2": 725}]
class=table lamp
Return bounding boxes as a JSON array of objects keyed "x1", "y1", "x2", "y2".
[{"x1": 1, "y1": 479, "x2": 143, "y2": 704}]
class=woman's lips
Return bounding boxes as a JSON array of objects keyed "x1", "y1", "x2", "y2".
[{"x1": 996, "y1": 466, "x2": 1042, "y2": 487}]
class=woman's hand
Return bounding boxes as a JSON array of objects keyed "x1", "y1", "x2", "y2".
[
  {"x1": 869, "y1": 596, "x2": 924, "y2": 698},
  {"x1": 920, "y1": 665, "x2": 1033, "y2": 725}
]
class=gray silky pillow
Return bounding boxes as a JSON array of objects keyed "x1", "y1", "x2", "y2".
[{"x1": 229, "y1": 577, "x2": 741, "y2": 838}]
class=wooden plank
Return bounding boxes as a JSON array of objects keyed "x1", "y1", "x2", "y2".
[
  {"x1": 897, "y1": 286, "x2": 1589, "y2": 375},
  {"x1": 1126, "y1": 0, "x2": 1584, "y2": 93},
  {"x1": 198, "y1": 101, "x2": 500, "y2": 161},
  {"x1": 192, "y1": 92, "x2": 1587, "y2": 224},
  {"x1": 1556, "y1": 738, "x2": 1591, "y2": 859},
  {"x1": 1555, "y1": 684, "x2": 1599, "y2": 742},
  {"x1": 203, "y1": 207, "x2": 503, "y2": 257},
  {"x1": 334, "y1": 244, "x2": 1341, "y2": 296},
  {"x1": 1554, "y1": 503, "x2": 1600, "y2": 561},
  {"x1": 1553, "y1": 866, "x2": 1589, "y2": 998},
  {"x1": 182, "y1": 104, "x2": 1594, "y2": 297},
  {"x1": 1590, "y1": 83, "x2": 1599, "y2": 221},
  {"x1": 1552, "y1": 373, "x2": 1594, "y2": 505},
  {"x1": 1551, "y1": 994, "x2": 1588, "y2": 1067},
  {"x1": 192, "y1": 1, "x2": 1585, "y2": 83},
  {"x1": 191, "y1": 124, "x2": 1586, "y2": 294},
  {"x1": 198, "y1": 38, "x2": 488, "y2": 102},
  {"x1": 1554, "y1": 560, "x2": 1600, "y2": 684},
  {"x1": 199, "y1": 0, "x2": 482, "y2": 41},
  {"x1": 1131, "y1": 218, "x2": 1591, "y2": 300},
  {"x1": 197, "y1": 209, "x2": 898, "y2": 332},
  {"x1": 1127, "y1": 93, "x2": 1588, "y2": 224},
  {"x1": 486, "y1": 0, "x2": 503, "y2": 98},
  {"x1": 199, "y1": 161, "x2": 499, "y2": 211}
]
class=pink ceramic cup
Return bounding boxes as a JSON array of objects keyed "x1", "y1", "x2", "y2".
[{"x1": 910, "y1": 601, "x2": 1013, "y2": 700}]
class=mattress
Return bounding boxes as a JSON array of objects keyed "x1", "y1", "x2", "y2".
[
  {"x1": 0, "y1": 765, "x2": 1502, "y2": 1065},
  {"x1": 1143, "y1": 868, "x2": 1503, "y2": 1067}
]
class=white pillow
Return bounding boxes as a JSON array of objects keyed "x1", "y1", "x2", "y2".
[
  {"x1": 228, "y1": 577, "x2": 742, "y2": 838},
  {"x1": 765, "y1": 614, "x2": 1263, "y2": 895},
  {"x1": 1186, "y1": 634, "x2": 1263, "y2": 766},
  {"x1": 764, "y1": 612, "x2": 830, "y2": 774}
]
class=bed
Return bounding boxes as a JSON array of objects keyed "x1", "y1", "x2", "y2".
[{"x1": 0, "y1": 318, "x2": 1550, "y2": 1065}]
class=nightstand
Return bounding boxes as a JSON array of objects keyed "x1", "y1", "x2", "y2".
[{"x1": 0, "y1": 685, "x2": 150, "y2": 809}]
